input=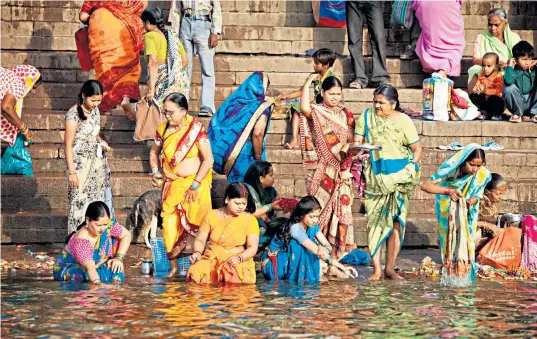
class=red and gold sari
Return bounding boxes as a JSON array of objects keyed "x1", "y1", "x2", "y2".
[
  {"x1": 156, "y1": 115, "x2": 212, "y2": 260},
  {"x1": 81, "y1": 0, "x2": 146, "y2": 112},
  {"x1": 300, "y1": 103, "x2": 355, "y2": 258}
]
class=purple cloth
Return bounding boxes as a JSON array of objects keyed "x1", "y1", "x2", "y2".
[{"x1": 350, "y1": 153, "x2": 368, "y2": 199}]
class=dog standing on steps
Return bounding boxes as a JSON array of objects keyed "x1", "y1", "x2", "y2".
[{"x1": 129, "y1": 189, "x2": 162, "y2": 248}]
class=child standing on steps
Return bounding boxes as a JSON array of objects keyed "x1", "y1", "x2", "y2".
[
  {"x1": 469, "y1": 52, "x2": 505, "y2": 120},
  {"x1": 503, "y1": 41, "x2": 537, "y2": 123},
  {"x1": 276, "y1": 48, "x2": 337, "y2": 149}
]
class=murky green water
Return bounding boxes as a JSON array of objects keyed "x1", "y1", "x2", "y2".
[{"x1": 2, "y1": 268, "x2": 537, "y2": 338}]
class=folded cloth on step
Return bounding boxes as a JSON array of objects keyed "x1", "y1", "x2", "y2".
[{"x1": 340, "y1": 249, "x2": 371, "y2": 265}]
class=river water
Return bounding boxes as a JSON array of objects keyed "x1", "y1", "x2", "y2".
[{"x1": 2, "y1": 267, "x2": 537, "y2": 338}]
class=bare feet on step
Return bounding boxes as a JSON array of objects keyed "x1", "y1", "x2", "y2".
[
  {"x1": 384, "y1": 268, "x2": 403, "y2": 280},
  {"x1": 284, "y1": 139, "x2": 299, "y2": 149},
  {"x1": 368, "y1": 269, "x2": 383, "y2": 281}
]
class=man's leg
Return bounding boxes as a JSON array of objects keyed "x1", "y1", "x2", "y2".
[
  {"x1": 193, "y1": 20, "x2": 216, "y2": 114},
  {"x1": 364, "y1": 1, "x2": 390, "y2": 85},
  {"x1": 503, "y1": 84, "x2": 525, "y2": 116},
  {"x1": 346, "y1": 1, "x2": 367, "y2": 88},
  {"x1": 179, "y1": 18, "x2": 194, "y2": 87}
]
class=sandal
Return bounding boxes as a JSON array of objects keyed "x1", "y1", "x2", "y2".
[
  {"x1": 349, "y1": 81, "x2": 363, "y2": 89},
  {"x1": 509, "y1": 115, "x2": 522, "y2": 123},
  {"x1": 531, "y1": 116, "x2": 537, "y2": 123},
  {"x1": 438, "y1": 142, "x2": 463, "y2": 151},
  {"x1": 482, "y1": 141, "x2": 504, "y2": 151}
]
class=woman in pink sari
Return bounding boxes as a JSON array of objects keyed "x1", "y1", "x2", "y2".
[{"x1": 412, "y1": 0, "x2": 465, "y2": 77}]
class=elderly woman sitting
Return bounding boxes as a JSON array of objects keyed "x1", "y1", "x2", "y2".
[{"x1": 467, "y1": 8, "x2": 521, "y2": 92}]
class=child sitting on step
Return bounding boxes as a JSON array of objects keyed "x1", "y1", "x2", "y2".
[
  {"x1": 503, "y1": 41, "x2": 537, "y2": 123},
  {"x1": 276, "y1": 48, "x2": 337, "y2": 149},
  {"x1": 469, "y1": 53, "x2": 505, "y2": 120}
]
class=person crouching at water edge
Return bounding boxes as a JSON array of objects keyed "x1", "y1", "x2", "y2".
[
  {"x1": 421, "y1": 144, "x2": 491, "y2": 286},
  {"x1": 53, "y1": 201, "x2": 132, "y2": 285},
  {"x1": 149, "y1": 92, "x2": 213, "y2": 277},
  {"x1": 186, "y1": 183, "x2": 259, "y2": 284},
  {"x1": 353, "y1": 84, "x2": 422, "y2": 280},
  {"x1": 262, "y1": 196, "x2": 358, "y2": 283}
]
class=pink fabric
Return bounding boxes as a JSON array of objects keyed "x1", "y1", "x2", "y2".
[
  {"x1": 110, "y1": 223, "x2": 123, "y2": 238},
  {"x1": 412, "y1": 0, "x2": 465, "y2": 76},
  {"x1": 67, "y1": 237, "x2": 94, "y2": 264},
  {"x1": 521, "y1": 215, "x2": 537, "y2": 271}
]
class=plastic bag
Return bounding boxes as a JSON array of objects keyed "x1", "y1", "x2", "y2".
[
  {"x1": 423, "y1": 73, "x2": 454, "y2": 121},
  {"x1": 477, "y1": 227, "x2": 522, "y2": 270},
  {"x1": 313, "y1": 0, "x2": 346, "y2": 28},
  {"x1": 1, "y1": 133, "x2": 33, "y2": 176}
]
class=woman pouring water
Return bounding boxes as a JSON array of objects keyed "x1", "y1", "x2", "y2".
[{"x1": 352, "y1": 84, "x2": 422, "y2": 280}]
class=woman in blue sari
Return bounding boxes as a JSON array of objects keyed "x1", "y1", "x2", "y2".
[
  {"x1": 421, "y1": 144, "x2": 491, "y2": 285},
  {"x1": 53, "y1": 201, "x2": 132, "y2": 284},
  {"x1": 261, "y1": 196, "x2": 357, "y2": 282},
  {"x1": 208, "y1": 72, "x2": 274, "y2": 183}
]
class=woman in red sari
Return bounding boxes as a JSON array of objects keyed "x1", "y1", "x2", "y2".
[
  {"x1": 79, "y1": 0, "x2": 147, "y2": 119},
  {"x1": 299, "y1": 75, "x2": 356, "y2": 260}
]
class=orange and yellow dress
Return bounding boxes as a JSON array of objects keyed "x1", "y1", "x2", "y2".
[
  {"x1": 156, "y1": 115, "x2": 212, "y2": 260},
  {"x1": 187, "y1": 210, "x2": 259, "y2": 284}
]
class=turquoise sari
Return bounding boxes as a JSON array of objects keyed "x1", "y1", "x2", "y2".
[
  {"x1": 262, "y1": 224, "x2": 321, "y2": 283},
  {"x1": 53, "y1": 223, "x2": 124, "y2": 284},
  {"x1": 208, "y1": 72, "x2": 273, "y2": 183},
  {"x1": 431, "y1": 143, "x2": 491, "y2": 284}
]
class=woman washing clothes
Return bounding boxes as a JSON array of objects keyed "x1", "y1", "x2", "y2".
[
  {"x1": 421, "y1": 144, "x2": 491, "y2": 285},
  {"x1": 79, "y1": 0, "x2": 147, "y2": 119}
]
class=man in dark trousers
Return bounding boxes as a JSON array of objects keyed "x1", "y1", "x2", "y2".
[{"x1": 346, "y1": 1, "x2": 390, "y2": 89}]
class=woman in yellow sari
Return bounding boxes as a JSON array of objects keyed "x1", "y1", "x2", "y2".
[
  {"x1": 149, "y1": 93, "x2": 213, "y2": 277},
  {"x1": 79, "y1": 0, "x2": 147, "y2": 118},
  {"x1": 187, "y1": 183, "x2": 260, "y2": 284}
]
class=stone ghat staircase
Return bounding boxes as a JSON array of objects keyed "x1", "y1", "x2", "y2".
[{"x1": 1, "y1": 0, "x2": 537, "y2": 245}]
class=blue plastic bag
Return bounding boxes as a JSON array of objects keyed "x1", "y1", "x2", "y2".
[
  {"x1": 318, "y1": 0, "x2": 346, "y2": 28},
  {"x1": 1, "y1": 133, "x2": 33, "y2": 176}
]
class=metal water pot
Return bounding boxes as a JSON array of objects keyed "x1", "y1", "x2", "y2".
[{"x1": 141, "y1": 259, "x2": 153, "y2": 275}]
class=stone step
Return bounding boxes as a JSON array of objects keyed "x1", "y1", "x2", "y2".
[
  {"x1": 2, "y1": 172, "x2": 536, "y2": 207},
  {"x1": 0, "y1": 209, "x2": 440, "y2": 246}
]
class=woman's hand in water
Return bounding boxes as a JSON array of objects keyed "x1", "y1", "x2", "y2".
[
  {"x1": 342, "y1": 266, "x2": 358, "y2": 278},
  {"x1": 107, "y1": 258, "x2": 124, "y2": 273}
]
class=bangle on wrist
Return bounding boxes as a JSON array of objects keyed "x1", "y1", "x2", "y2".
[
  {"x1": 325, "y1": 256, "x2": 333, "y2": 265},
  {"x1": 238, "y1": 255, "x2": 244, "y2": 263},
  {"x1": 92, "y1": 279, "x2": 102, "y2": 285},
  {"x1": 151, "y1": 169, "x2": 160, "y2": 175},
  {"x1": 190, "y1": 183, "x2": 199, "y2": 190},
  {"x1": 444, "y1": 188, "x2": 451, "y2": 196},
  {"x1": 69, "y1": 170, "x2": 77, "y2": 175},
  {"x1": 115, "y1": 253, "x2": 125, "y2": 262},
  {"x1": 264, "y1": 204, "x2": 272, "y2": 213},
  {"x1": 193, "y1": 251, "x2": 202, "y2": 257}
]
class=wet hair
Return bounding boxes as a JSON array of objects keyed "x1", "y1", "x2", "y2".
[
  {"x1": 483, "y1": 52, "x2": 500, "y2": 65},
  {"x1": 243, "y1": 161, "x2": 274, "y2": 205},
  {"x1": 65, "y1": 201, "x2": 111, "y2": 243},
  {"x1": 224, "y1": 183, "x2": 256, "y2": 214},
  {"x1": 278, "y1": 196, "x2": 322, "y2": 251},
  {"x1": 313, "y1": 48, "x2": 337, "y2": 67},
  {"x1": 164, "y1": 92, "x2": 189, "y2": 111},
  {"x1": 512, "y1": 40, "x2": 535, "y2": 59},
  {"x1": 141, "y1": 6, "x2": 167, "y2": 34},
  {"x1": 373, "y1": 84, "x2": 404, "y2": 112},
  {"x1": 486, "y1": 173, "x2": 507, "y2": 191},
  {"x1": 487, "y1": 8, "x2": 508, "y2": 22},
  {"x1": 77, "y1": 80, "x2": 103, "y2": 121}
]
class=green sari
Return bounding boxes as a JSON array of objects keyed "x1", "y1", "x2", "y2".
[
  {"x1": 431, "y1": 143, "x2": 491, "y2": 262},
  {"x1": 467, "y1": 25, "x2": 521, "y2": 81},
  {"x1": 356, "y1": 109, "x2": 421, "y2": 257}
]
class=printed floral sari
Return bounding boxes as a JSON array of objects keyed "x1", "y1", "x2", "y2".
[
  {"x1": 156, "y1": 115, "x2": 212, "y2": 260},
  {"x1": 300, "y1": 103, "x2": 355, "y2": 258}
]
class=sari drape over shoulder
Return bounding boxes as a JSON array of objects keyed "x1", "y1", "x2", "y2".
[
  {"x1": 187, "y1": 210, "x2": 259, "y2": 284},
  {"x1": 356, "y1": 109, "x2": 421, "y2": 257},
  {"x1": 208, "y1": 72, "x2": 274, "y2": 183},
  {"x1": 156, "y1": 115, "x2": 212, "y2": 259},
  {"x1": 53, "y1": 220, "x2": 125, "y2": 283},
  {"x1": 82, "y1": 0, "x2": 145, "y2": 112},
  {"x1": 467, "y1": 26, "x2": 521, "y2": 81},
  {"x1": 0, "y1": 65, "x2": 41, "y2": 146},
  {"x1": 300, "y1": 103, "x2": 355, "y2": 257},
  {"x1": 430, "y1": 143, "x2": 491, "y2": 281}
]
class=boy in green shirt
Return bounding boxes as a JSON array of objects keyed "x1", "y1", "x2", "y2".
[
  {"x1": 276, "y1": 48, "x2": 337, "y2": 148},
  {"x1": 503, "y1": 41, "x2": 537, "y2": 123}
]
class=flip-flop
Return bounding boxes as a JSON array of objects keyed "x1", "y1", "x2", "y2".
[
  {"x1": 509, "y1": 115, "x2": 521, "y2": 123},
  {"x1": 532, "y1": 116, "x2": 537, "y2": 123},
  {"x1": 349, "y1": 81, "x2": 362, "y2": 89},
  {"x1": 284, "y1": 143, "x2": 299, "y2": 149},
  {"x1": 438, "y1": 142, "x2": 463, "y2": 151},
  {"x1": 423, "y1": 114, "x2": 434, "y2": 121},
  {"x1": 482, "y1": 141, "x2": 504, "y2": 151}
]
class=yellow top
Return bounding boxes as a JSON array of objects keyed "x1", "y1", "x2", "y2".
[{"x1": 144, "y1": 31, "x2": 186, "y2": 63}]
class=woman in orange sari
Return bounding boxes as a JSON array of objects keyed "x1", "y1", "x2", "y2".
[
  {"x1": 149, "y1": 93, "x2": 214, "y2": 277},
  {"x1": 79, "y1": 0, "x2": 147, "y2": 118},
  {"x1": 187, "y1": 183, "x2": 259, "y2": 284}
]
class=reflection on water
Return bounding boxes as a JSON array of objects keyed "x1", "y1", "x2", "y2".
[{"x1": 2, "y1": 269, "x2": 537, "y2": 338}]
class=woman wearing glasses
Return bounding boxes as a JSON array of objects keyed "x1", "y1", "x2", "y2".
[{"x1": 148, "y1": 92, "x2": 214, "y2": 277}]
